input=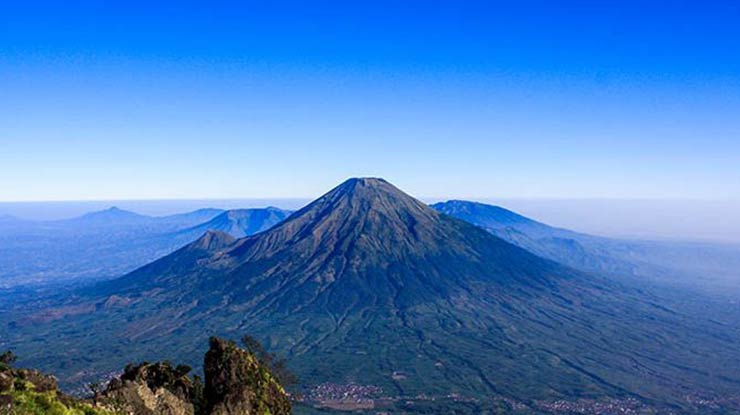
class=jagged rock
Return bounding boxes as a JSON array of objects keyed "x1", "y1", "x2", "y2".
[
  {"x1": 14, "y1": 368, "x2": 58, "y2": 392},
  {"x1": 0, "y1": 394, "x2": 12, "y2": 412},
  {"x1": 204, "y1": 337, "x2": 291, "y2": 415},
  {"x1": 101, "y1": 362, "x2": 195, "y2": 415},
  {"x1": 1, "y1": 338, "x2": 290, "y2": 415},
  {"x1": 0, "y1": 371, "x2": 13, "y2": 392}
]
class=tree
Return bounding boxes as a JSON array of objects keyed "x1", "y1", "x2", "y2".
[
  {"x1": 0, "y1": 351, "x2": 16, "y2": 369},
  {"x1": 241, "y1": 335, "x2": 266, "y2": 357},
  {"x1": 175, "y1": 364, "x2": 192, "y2": 378},
  {"x1": 241, "y1": 335, "x2": 297, "y2": 387},
  {"x1": 88, "y1": 381, "x2": 101, "y2": 406},
  {"x1": 192, "y1": 375, "x2": 206, "y2": 415}
]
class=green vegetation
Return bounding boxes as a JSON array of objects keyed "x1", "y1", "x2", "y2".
[
  {"x1": 3, "y1": 389, "x2": 117, "y2": 415},
  {"x1": 0, "y1": 352, "x2": 118, "y2": 415},
  {"x1": 0, "y1": 351, "x2": 17, "y2": 372},
  {"x1": 204, "y1": 337, "x2": 291, "y2": 415}
]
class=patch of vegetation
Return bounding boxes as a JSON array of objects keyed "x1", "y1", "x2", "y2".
[
  {"x1": 3, "y1": 388, "x2": 118, "y2": 415},
  {"x1": 0, "y1": 351, "x2": 117, "y2": 415},
  {"x1": 0, "y1": 350, "x2": 17, "y2": 372},
  {"x1": 204, "y1": 337, "x2": 291, "y2": 415}
]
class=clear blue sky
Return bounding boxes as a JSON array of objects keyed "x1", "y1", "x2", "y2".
[{"x1": 1, "y1": 1, "x2": 739, "y2": 201}]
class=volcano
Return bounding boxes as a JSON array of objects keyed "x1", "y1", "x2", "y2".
[
  {"x1": 8, "y1": 178, "x2": 740, "y2": 411},
  {"x1": 108, "y1": 178, "x2": 570, "y2": 306}
]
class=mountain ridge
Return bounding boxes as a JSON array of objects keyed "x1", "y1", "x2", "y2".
[
  {"x1": 179, "y1": 207, "x2": 291, "y2": 239},
  {"x1": 431, "y1": 199, "x2": 740, "y2": 295},
  {"x1": 71, "y1": 206, "x2": 153, "y2": 225}
]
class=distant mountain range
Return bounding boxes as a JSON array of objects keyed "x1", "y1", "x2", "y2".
[
  {"x1": 5, "y1": 178, "x2": 740, "y2": 413},
  {"x1": 432, "y1": 200, "x2": 740, "y2": 295},
  {"x1": 432, "y1": 200, "x2": 637, "y2": 275},
  {"x1": 68, "y1": 206, "x2": 155, "y2": 226},
  {"x1": 53, "y1": 206, "x2": 227, "y2": 230},
  {"x1": 4, "y1": 195, "x2": 737, "y2": 296},
  {"x1": 0, "y1": 206, "x2": 291, "y2": 288}
]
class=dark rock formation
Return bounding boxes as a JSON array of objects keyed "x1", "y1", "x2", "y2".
[
  {"x1": 101, "y1": 362, "x2": 196, "y2": 415},
  {"x1": 204, "y1": 337, "x2": 291, "y2": 415},
  {"x1": 97, "y1": 337, "x2": 290, "y2": 415},
  {"x1": 13, "y1": 368, "x2": 59, "y2": 393},
  {"x1": 0, "y1": 366, "x2": 58, "y2": 395}
]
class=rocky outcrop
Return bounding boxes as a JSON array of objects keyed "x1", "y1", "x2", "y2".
[
  {"x1": 0, "y1": 337, "x2": 290, "y2": 415},
  {"x1": 204, "y1": 337, "x2": 291, "y2": 415},
  {"x1": 101, "y1": 362, "x2": 196, "y2": 415},
  {"x1": 0, "y1": 370, "x2": 14, "y2": 392},
  {"x1": 97, "y1": 337, "x2": 290, "y2": 415},
  {"x1": 13, "y1": 368, "x2": 59, "y2": 392}
]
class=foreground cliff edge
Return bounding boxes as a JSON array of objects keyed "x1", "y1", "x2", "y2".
[{"x1": 0, "y1": 337, "x2": 291, "y2": 415}]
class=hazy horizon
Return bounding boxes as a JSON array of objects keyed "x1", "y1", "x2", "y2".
[{"x1": 3, "y1": 196, "x2": 740, "y2": 244}]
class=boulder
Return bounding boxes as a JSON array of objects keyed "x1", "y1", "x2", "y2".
[
  {"x1": 0, "y1": 371, "x2": 13, "y2": 392},
  {"x1": 14, "y1": 368, "x2": 58, "y2": 392},
  {"x1": 101, "y1": 362, "x2": 195, "y2": 415}
]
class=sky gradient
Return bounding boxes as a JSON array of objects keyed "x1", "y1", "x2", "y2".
[{"x1": 2, "y1": 1, "x2": 740, "y2": 201}]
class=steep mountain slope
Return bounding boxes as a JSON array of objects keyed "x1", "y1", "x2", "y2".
[
  {"x1": 5, "y1": 179, "x2": 740, "y2": 412},
  {"x1": 107, "y1": 179, "x2": 567, "y2": 303}
]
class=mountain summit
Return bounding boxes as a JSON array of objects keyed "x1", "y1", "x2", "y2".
[
  {"x1": 10, "y1": 178, "x2": 740, "y2": 411},
  {"x1": 72, "y1": 206, "x2": 152, "y2": 226},
  {"x1": 109, "y1": 177, "x2": 566, "y2": 309}
]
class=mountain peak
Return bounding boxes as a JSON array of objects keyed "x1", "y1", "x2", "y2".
[
  {"x1": 215, "y1": 177, "x2": 561, "y2": 303},
  {"x1": 244, "y1": 177, "x2": 438, "y2": 257},
  {"x1": 96, "y1": 206, "x2": 133, "y2": 215},
  {"x1": 98, "y1": 206, "x2": 136, "y2": 216},
  {"x1": 300, "y1": 177, "x2": 428, "y2": 218},
  {"x1": 330, "y1": 177, "x2": 398, "y2": 199},
  {"x1": 340, "y1": 176, "x2": 390, "y2": 187},
  {"x1": 189, "y1": 230, "x2": 236, "y2": 252},
  {"x1": 75, "y1": 206, "x2": 151, "y2": 224}
]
